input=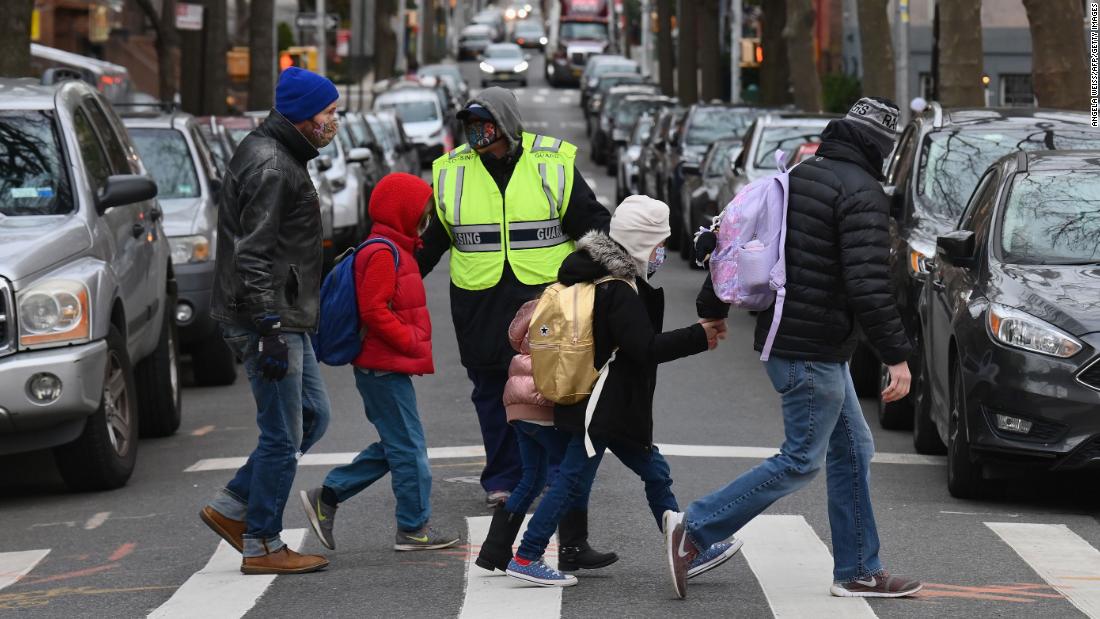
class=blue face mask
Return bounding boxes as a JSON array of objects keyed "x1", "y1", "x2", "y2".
[
  {"x1": 465, "y1": 120, "x2": 500, "y2": 149},
  {"x1": 648, "y1": 246, "x2": 666, "y2": 277}
]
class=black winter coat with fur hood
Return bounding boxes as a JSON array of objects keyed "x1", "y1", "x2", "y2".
[{"x1": 553, "y1": 232, "x2": 709, "y2": 450}]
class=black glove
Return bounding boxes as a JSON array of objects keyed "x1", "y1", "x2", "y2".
[
  {"x1": 255, "y1": 315, "x2": 289, "y2": 381},
  {"x1": 694, "y1": 230, "x2": 718, "y2": 265}
]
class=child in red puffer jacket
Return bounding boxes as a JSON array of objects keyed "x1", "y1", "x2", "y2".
[{"x1": 300, "y1": 173, "x2": 459, "y2": 553}]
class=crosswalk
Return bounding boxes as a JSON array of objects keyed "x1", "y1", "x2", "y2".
[{"x1": 3, "y1": 518, "x2": 1100, "y2": 617}]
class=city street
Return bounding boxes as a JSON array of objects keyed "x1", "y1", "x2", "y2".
[{"x1": 1, "y1": 56, "x2": 1099, "y2": 619}]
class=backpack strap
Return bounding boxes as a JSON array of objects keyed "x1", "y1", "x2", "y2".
[
  {"x1": 581, "y1": 275, "x2": 636, "y2": 457},
  {"x1": 594, "y1": 275, "x2": 638, "y2": 293},
  {"x1": 774, "y1": 148, "x2": 789, "y2": 174},
  {"x1": 349, "y1": 238, "x2": 400, "y2": 270},
  {"x1": 760, "y1": 164, "x2": 791, "y2": 362}
]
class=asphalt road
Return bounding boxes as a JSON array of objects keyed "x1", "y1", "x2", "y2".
[{"x1": 2, "y1": 55, "x2": 1100, "y2": 619}]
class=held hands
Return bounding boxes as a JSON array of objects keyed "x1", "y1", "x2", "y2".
[
  {"x1": 881, "y1": 361, "x2": 912, "y2": 403},
  {"x1": 698, "y1": 319, "x2": 728, "y2": 350}
]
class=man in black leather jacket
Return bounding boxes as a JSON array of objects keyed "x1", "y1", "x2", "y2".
[{"x1": 203, "y1": 67, "x2": 338, "y2": 576}]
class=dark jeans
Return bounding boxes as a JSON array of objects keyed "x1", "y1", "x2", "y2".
[
  {"x1": 467, "y1": 369, "x2": 522, "y2": 493},
  {"x1": 323, "y1": 370, "x2": 432, "y2": 531},
  {"x1": 516, "y1": 432, "x2": 679, "y2": 560},
  {"x1": 505, "y1": 421, "x2": 585, "y2": 516},
  {"x1": 209, "y1": 326, "x2": 331, "y2": 557}
]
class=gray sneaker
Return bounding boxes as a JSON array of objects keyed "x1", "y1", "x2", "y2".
[
  {"x1": 394, "y1": 524, "x2": 461, "y2": 551},
  {"x1": 830, "y1": 571, "x2": 923, "y2": 598},
  {"x1": 299, "y1": 488, "x2": 337, "y2": 550}
]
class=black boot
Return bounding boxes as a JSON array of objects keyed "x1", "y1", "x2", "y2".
[
  {"x1": 557, "y1": 510, "x2": 619, "y2": 572},
  {"x1": 475, "y1": 505, "x2": 524, "y2": 572}
]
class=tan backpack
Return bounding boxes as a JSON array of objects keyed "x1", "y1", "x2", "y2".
[{"x1": 528, "y1": 276, "x2": 635, "y2": 405}]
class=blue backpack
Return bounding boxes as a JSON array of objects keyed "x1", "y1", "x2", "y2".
[{"x1": 312, "y1": 238, "x2": 399, "y2": 366}]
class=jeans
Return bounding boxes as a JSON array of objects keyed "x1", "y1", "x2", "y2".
[
  {"x1": 467, "y1": 369, "x2": 522, "y2": 493},
  {"x1": 209, "y1": 326, "x2": 332, "y2": 558},
  {"x1": 505, "y1": 422, "x2": 585, "y2": 516},
  {"x1": 516, "y1": 433, "x2": 679, "y2": 560},
  {"x1": 323, "y1": 369, "x2": 432, "y2": 531},
  {"x1": 684, "y1": 357, "x2": 882, "y2": 581}
]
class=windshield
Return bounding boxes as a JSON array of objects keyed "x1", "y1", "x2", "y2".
[
  {"x1": 366, "y1": 116, "x2": 393, "y2": 149},
  {"x1": 918, "y1": 129, "x2": 1100, "y2": 220},
  {"x1": 705, "y1": 143, "x2": 738, "y2": 176},
  {"x1": 516, "y1": 23, "x2": 544, "y2": 35},
  {"x1": 561, "y1": 22, "x2": 607, "y2": 40},
  {"x1": 1001, "y1": 169, "x2": 1100, "y2": 265},
  {"x1": 594, "y1": 64, "x2": 637, "y2": 78},
  {"x1": 376, "y1": 99, "x2": 440, "y2": 124},
  {"x1": 631, "y1": 121, "x2": 653, "y2": 145},
  {"x1": 615, "y1": 100, "x2": 665, "y2": 130},
  {"x1": 686, "y1": 109, "x2": 755, "y2": 146},
  {"x1": 0, "y1": 111, "x2": 73, "y2": 216},
  {"x1": 487, "y1": 46, "x2": 523, "y2": 59},
  {"x1": 129, "y1": 128, "x2": 200, "y2": 200},
  {"x1": 753, "y1": 125, "x2": 826, "y2": 167},
  {"x1": 346, "y1": 117, "x2": 370, "y2": 146},
  {"x1": 597, "y1": 75, "x2": 644, "y2": 94}
]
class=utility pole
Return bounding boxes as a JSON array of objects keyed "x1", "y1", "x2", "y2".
[
  {"x1": 730, "y1": 0, "x2": 741, "y2": 102},
  {"x1": 640, "y1": 0, "x2": 651, "y2": 77},
  {"x1": 397, "y1": 0, "x2": 407, "y2": 74},
  {"x1": 317, "y1": 0, "x2": 327, "y2": 76},
  {"x1": 894, "y1": 0, "x2": 909, "y2": 121},
  {"x1": 416, "y1": 0, "x2": 424, "y2": 67}
]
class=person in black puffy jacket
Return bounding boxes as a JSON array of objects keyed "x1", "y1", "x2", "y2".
[{"x1": 664, "y1": 98, "x2": 923, "y2": 601}]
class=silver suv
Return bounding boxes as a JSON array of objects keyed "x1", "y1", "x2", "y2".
[
  {"x1": 0, "y1": 78, "x2": 180, "y2": 491},
  {"x1": 122, "y1": 109, "x2": 238, "y2": 386}
]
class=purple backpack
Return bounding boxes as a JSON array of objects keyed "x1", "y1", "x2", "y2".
[{"x1": 708, "y1": 150, "x2": 791, "y2": 361}]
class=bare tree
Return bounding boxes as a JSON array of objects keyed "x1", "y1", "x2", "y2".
[
  {"x1": 699, "y1": 0, "x2": 722, "y2": 101},
  {"x1": 657, "y1": 0, "x2": 674, "y2": 96},
  {"x1": 374, "y1": 0, "x2": 398, "y2": 80},
  {"x1": 857, "y1": 0, "x2": 894, "y2": 99},
  {"x1": 202, "y1": 0, "x2": 229, "y2": 114},
  {"x1": 249, "y1": 0, "x2": 275, "y2": 110},
  {"x1": 1022, "y1": 0, "x2": 1089, "y2": 109},
  {"x1": 784, "y1": 0, "x2": 823, "y2": 111},
  {"x1": 0, "y1": 0, "x2": 34, "y2": 78},
  {"x1": 937, "y1": 0, "x2": 983, "y2": 107},
  {"x1": 134, "y1": 0, "x2": 180, "y2": 102},
  {"x1": 760, "y1": 0, "x2": 792, "y2": 106},
  {"x1": 423, "y1": 0, "x2": 438, "y2": 64},
  {"x1": 677, "y1": 0, "x2": 698, "y2": 104},
  {"x1": 235, "y1": 0, "x2": 250, "y2": 46}
]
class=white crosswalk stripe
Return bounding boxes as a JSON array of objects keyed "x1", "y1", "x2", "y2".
[
  {"x1": 460, "y1": 515, "x2": 561, "y2": 619},
  {"x1": 739, "y1": 515, "x2": 878, "y2": 618},
  {"x1": 986, "y1": 522, "x2": 1100, "y2": 617},
  {"x1": 0, "y1": 549, "x2": 50, "y2": 592},
  {"x1": 147, "y1": 529, "x2": 307, "y2": 619}
]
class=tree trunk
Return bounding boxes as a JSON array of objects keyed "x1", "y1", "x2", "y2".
[
  {"x1": 857, "y1": 0, "x2": 894, "y2": 100},
  {"x1": 422, "y1": 0, "x2": 438, "y2": 64},
  {"x1": 937, "y1": 0, "x2": 983, "y2": 107},
  {"x1": 1022, "y1": 0, "x2": 1088, "y2": 109},
  {"x1": 699, "y1": 0, "x2": 722, "y2": 101},
  {"x1": 134, "y1": 0, "x2": 179, "y2": 102},
  {"x1": 677, "y1": 0, "x2": 698, "y2": 104},
  {"x1": 374, "y1": 0, "x2": 398, "y2": 80},
  {"x1": 0, "y1": 0, "x2": 34, "y2": 78},
  {"x1": 657, "y1": 0, "x2": 674, "y2": 96},
  {"x1": 784, "y1": 0, "x2": 823, "y2": 111},
  {"x1": 760, "y1": 0, "x2": 792, "y2": 106},
  {"x1": 235, "y1": 0, "x2": 249, "y2": 46},
  {"x1": 249, "y1": 0, "x2": 275, "y2": 110}
]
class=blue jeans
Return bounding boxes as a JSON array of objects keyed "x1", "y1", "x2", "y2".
[
  {"x1": 467, "y1": 369, "x2": 522, "y2": 493},
  {"x1": 323, "y1": 369, "x2": 432, "y2": 531},
  {"x1": 209, "y1": 326, "x2": 332, "y2": 557},
  {"x1": 684, "y1": 357, "x2": 882, "y2": 581},
  {"x1": 516, "y1": 432, "x2": 679, "y2": 560},
  {"x1": 505, "y1": 421, "x2": 584, "y2": 516}
]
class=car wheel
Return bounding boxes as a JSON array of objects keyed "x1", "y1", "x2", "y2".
[
  {"x1": 947, "y1": 360, "x2": 984, "y2": 499},
  {"x1": 913, "y1": 344, "x2": 947, "y2": 454},
  {"x1": 54, "y1": 324, "x2": 138, "y2": 491},
  {"x1": 135, "y1": 294, "x2": 182, "y2": 438},
  {"x1": 192, "y1": 335, "x2": 238, "y2": 387}
]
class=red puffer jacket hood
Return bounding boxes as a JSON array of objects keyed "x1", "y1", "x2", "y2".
[{"x1": 368, "y1": 172, "x2": 433, "y2": 240}]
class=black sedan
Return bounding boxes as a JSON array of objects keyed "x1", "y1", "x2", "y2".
[
  {"x1": 679, "y1": 138, "x2": 742, "y2": 262},
  {"x1": 917, "y1": 150, "x2": 1100, "y2": 498}
]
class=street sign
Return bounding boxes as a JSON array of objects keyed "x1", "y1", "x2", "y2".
[
  {"x1": 176, "y1": 3, "x2": 204, "y2": 31},
  {"x1": 295, "y1": 12, "x2": 339, "y2": 31}
]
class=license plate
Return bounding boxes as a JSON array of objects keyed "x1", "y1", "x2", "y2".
[
  {"x1": 571, "y1": 68, "x2": 583, "y2": 76},
  {"x1": 497, "y1": 72, "x2": 512, "y2": 79}
]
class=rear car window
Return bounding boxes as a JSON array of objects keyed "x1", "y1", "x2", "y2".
[
  {"x1": 1001, "y1": 169, "x2": 1100, "y2": 265},
  {"x1": 128, "y1": 128, "x2": 200, "y2": 199}
]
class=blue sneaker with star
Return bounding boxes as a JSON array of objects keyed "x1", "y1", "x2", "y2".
[
  {"x1": 506, "y1": 557, "x2": 579, "y2": 587},
  {"x1": 688, "y1": 538, "x2": 744, "y2": 579}
]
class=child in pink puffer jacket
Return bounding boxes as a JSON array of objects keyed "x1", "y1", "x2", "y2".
[{"x1": 502, "y1": 300, "x2": 554, "y2": 424}]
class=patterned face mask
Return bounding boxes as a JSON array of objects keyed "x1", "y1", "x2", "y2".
[
  {"x1": 311, "y1": 118, "x2": 338, "y2": 147},
  {"x1": 466, "y1": 120, "x2": 499, "y2": 149},
  {"x1": 648, "y1": 246, "x2": 666, "y2": 277}
]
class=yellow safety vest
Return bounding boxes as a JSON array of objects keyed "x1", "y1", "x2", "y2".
[{"x1": 432, "y1": 132, "x2": 577, "y2": 291}]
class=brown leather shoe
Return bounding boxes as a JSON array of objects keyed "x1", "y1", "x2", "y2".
[
  {"x1": 241, "y1": 545, "x2": 330, "y2": 575},
  {"x1": 199, "y1": 506, "x2": 245, "y2": 553}
]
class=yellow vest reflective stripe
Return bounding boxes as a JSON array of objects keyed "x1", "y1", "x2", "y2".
[{"x1": 433, "y1": 132, "x2": 577, "y2": 291}]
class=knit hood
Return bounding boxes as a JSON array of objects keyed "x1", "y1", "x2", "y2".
[
  {"x1": 463, "y1": 86, "x2": 525, "y2": 156},
  {"x1": 367, "y1": 172, "x2": 434, "y2": 244},
  {"x1": 609, "y1": 195, "x2": 671, "y2": 282},
  {"x1": 558, "y1": 231, "x2": 637, "y2": 286}
]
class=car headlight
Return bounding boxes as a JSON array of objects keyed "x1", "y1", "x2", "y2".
[
  {"x1": 169, "y1": 235, "x2": 211, "y2": 265},
  {"x1": 480, "y1": 62, "x2": 495, "y2": 73},
  {"x1": 18, "y1": 280, "x2": 90, "y2": 348},
  {"x1": 514, "y1": 61, "x2": 529, "y2": 72},
  {"x1": 987, "y1": 303, "x2": 1083, "y2": 359},
  {"x1": 908, "y1": 241, "x2": 936, "y2": 278},
  {"x1": 540, "y1": 36, "x2": 548, "y2": 45}
]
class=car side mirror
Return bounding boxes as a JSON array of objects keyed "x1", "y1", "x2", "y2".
[
  {"x1": 936, "y1": 230, "x2": 977, "y2": 269},
  {"x1": 97, "y1": 174, "x2": 157, "y2": 212},
  {"x1": 317, "y1": 155, "x2": 333, "y2": 172},
  {"x1": 346, "y1": 147, "x2": 373, "y2": 164}
]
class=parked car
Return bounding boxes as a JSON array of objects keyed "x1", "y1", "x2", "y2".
[
  {"x1": 31, "y1": 43, "x2": 136, "y2": 105},
  {"x1": 417, "y1": 63, "x2": 469, "y2": 101},
  {"x1": 307, "y1": 157, "x2": 338, "y2": 272},
  {"x1": 585, "y1": 72, "x2": 649, "y2": 130},
  {"x1": 868, "y1": 106, "x2": 1100, "y2": 428},
  {"x1": 472, "y1": 8, "x2": 507, "y2": 41},
  {"x1": 366, "y1": 111, "x2": 420, "y2": 175},
  {"x1": 340, "y1": 110, "x2": 388, "y2": 192},
  {"x1": 785, "y1": 142, "x2": 820, "y2": 168},
  {"x1": 616, "y1": 112, "x2": 656, "y2": 203},
  {"x1": 194, "y1": 116, "x2": 233, "y2": 171},
  {"x1": 373, "y1": 86, "x2": 450, "y2": 165},
  {"x1": 590, "y1": 83, "x2": 661, "y2": 164},
  {"x1": 121, "y1": 109, "x2": 239, "y2": 386},
  {"x1": 0, "y1": 78, "x2": 180, "y2": 490},
  {"x1": 680, "y1": 137, "x2": 743, "y2": 262},
  {"x1": 459, "y1": 24, "x2": 496, "y2": 60},
  {"x1": 605, "y1": 94, "x2": 675, "y2": 174},
  {"x1": 580, "y1": 55, "x2": 640, "y2": 110},
  {"x1": 666, "y1": 104, "x2": 769, "y2": 252},
  {"x1": 479, "y1": 43, "x2": 531, "y2": 87},
  {"x1": 318, "y1": 130, "x2": 373, "y2": 255},
  {"x1": 513, "y1": 19, "x2": 548, "y2": 49},
  {"x1": 638, "y1": 106, "x2": 685, "y2": 204},
  {"x1": 918, "y1": 150, "x2": 1100, "y2": 498}
]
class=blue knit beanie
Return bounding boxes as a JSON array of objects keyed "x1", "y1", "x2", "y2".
[{"x1": 275, "y1": 67, "x2": 340, "y2": 123}]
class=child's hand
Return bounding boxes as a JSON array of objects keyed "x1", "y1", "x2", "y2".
[{"x1": 699, "y1": 319, "x2": 724, "y2": 350}]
